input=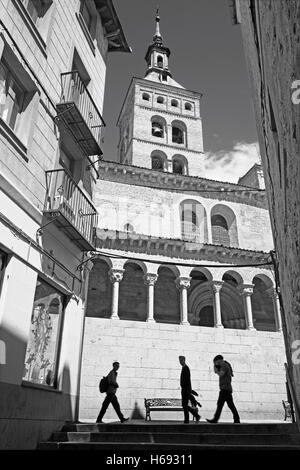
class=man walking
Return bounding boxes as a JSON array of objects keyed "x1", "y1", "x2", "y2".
[
  {"x1": 206, "y1": 354, "x2": 240, "y2": 424},
  {"x1": 96, "y1": 361, "x2": 129, "y2": 423},
  {"x1": 179, "y1": 356, "x2": 201, "y2": 424}
]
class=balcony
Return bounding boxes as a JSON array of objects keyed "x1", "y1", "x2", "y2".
[
  {"x1": 44, "y1": 169, "x2": 98, "y2": 251},
  {"x1": 181, "y1": 221, "x2": 201, "y2": 243},
  {"x1": 56, "y1": 72, "x2": 105, "y2": 157}
]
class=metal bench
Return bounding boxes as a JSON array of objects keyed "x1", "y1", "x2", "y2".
[{"x1": 144, "y1": 398, "x2": 199, "y2": 421}]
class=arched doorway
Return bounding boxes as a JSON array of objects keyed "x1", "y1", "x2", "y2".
[
  {"x1": 188, "y1": 269, "x2": 214, "y2": 326},
  {"x1": 154, "y1": 266, "x2": 180, "y2": 324},
  {"x1": 220, "y1": 273, "x2": 246, "y2": 329},
  {"x1": 252, "y1": 275, "x2": 276, "y2": 331},
  {"x1": 119, "y1": 262, "x2": 147, "y2": 321},
  {"x1": 86, "y1": 259, "x2": 112, "y2": 318}
]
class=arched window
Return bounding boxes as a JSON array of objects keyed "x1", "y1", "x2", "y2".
[
  {"x1": 171, "y1": 99, "x2": 178, "y2": 107},
  {"x1": 152, "y1": 121, "x2": 164, "y2": 138},
  {"x1": 211, "y1": 214, "x2": 230, "y2": 246},
  {"x1": 185, "y1": 102, "x2": 192, "y2": 110},
  {"x1": 151, "y1": 150, "x2": 167, "y2": 171},
  {"x1": 171, "y1": 121, "x2": 186, "y2": 145},
  {"x1": 180, "y1": 200, "x2": 205, "y2": 243},
  {"x1": 251, "y1": 276, "x2": 277, "y2": 331},
  {"x1": 172, "y1": 126, "x2": 183, "y2": 144},
  {"x1": 157, "y1": 55, "x2": 163, "y2": 68},
  {"x1": 142, "y1": 92, "x2": 150, "y2": 101},
  {"x1": 152, "y1": 155, "x2": 164, "y2": 170},
  {"x1": 211, "y1": 204, "x2": 238, "y2": 247},
  {"x1": 157, "y1": 96, "x2": 164, "y2": 104},
  {"x1": 173, "y1": 159, "x2": 184, "y2": 174}
]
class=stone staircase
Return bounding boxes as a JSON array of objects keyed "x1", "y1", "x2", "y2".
[{"x1": 38, "y1": 421, "x2": 300, "y2": 451}]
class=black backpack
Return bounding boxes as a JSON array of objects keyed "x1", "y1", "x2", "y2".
[{"x1": 99, "y1": 375, "x2": 108, "y2": 393}]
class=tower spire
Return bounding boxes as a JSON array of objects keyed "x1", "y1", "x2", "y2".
[{"x1": 153, "y1": 7, "x2": 162, "y2": 44}]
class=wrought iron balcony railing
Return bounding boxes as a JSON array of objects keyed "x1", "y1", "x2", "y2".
[
  {"x1": 44, "y1": 169, "x2": 98, "y2": 251},
  {"x1": 56, "y1": 71, "x2": 105, "y2": 156},
  {"x1": 181, "y1": 221, "x2": 201, "y2": 243}
]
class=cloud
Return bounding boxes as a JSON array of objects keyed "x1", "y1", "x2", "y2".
[{"x1": 203, "y1": 142, "x2": 261, "y2": 183}]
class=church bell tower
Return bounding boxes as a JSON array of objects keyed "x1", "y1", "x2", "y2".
[{"x1": 117, "y1": 10, "x2": 205, "y2": 177}]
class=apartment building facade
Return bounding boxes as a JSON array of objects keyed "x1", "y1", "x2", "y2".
[{"x1": 0, "y1": 0, "x2": 129, "y2": 449}]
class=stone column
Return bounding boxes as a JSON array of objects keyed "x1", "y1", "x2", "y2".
[
  {"x1": 267, "y1": 287, "x2": 283, "y2": 332},
  {"x1": 239, "y1": 284, "x2": 255, "y2": 330},
  {"x1": 144, "y1": 273, "x2": 158, "y2": 322},
  {"x1": 109, "y1": 268, "x2": 124, "y2": 319},
  {"x1": 210, "y1": 281, "x2": 224, "y2": 328},
  {"x1": 176, "y1": 277, "x2": 191, "y2": 325}
]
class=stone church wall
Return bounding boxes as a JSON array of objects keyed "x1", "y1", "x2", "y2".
[
  {"x1": 80, "y1": 318, "x2": 286, "y2": 421},
  {"x1": 95, "y1": 179, "x2": 274, "y2": 252}
]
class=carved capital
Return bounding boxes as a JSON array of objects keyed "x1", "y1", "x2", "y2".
[
  {"x1": 109, "y1": 268, "x2": 124, "y2": 283},
  {"x1": 175, "y1": 277, "x2": 191, "y2": 290},
  {"x1": 238, "y1": 284, "x2": 254, "y2": 297},
  {"x1": 143, "y1": 273, "x2": 158, "y2": 286},
  {"x1": 210, "y1": 281, "x2": 224, "y2": 294}
]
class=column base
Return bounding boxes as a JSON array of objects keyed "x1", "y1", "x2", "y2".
[
  {"x1": 146, "y1": 318, "x2": 156, "y2": 323},
  {"x1": 180, "y1": 321, "x2": 190, "y2": 326},
  {"x1": 110, "y1": 315, "x2": 120, "y2": 320},
  {"x1": 247, "y1": 326, "x2": 256, "y2": 330},
  {"x1": 214, "y1": 324, "x2": 224, "y2": 328}
]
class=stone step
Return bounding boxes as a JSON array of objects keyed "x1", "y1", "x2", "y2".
[
  {"x1": 61, "y1": 422, "x2": 298, "y2": 435},
  {"x1": 38, "y1": 441, "x2": 300, "y2": 451},
  {"x1": 51, "y1": 431, "x2": 300, "y2": 445}
]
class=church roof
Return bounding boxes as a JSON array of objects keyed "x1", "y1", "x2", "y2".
[
  {"x1": 95, "y1": 228, "x2": 272, "y2": 266},
  {"x1": 98, "y1": 160, "x2": 267, "y2": 208}
]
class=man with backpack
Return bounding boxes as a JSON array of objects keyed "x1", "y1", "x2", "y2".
[
  {"x1": 206, "y1": 354, "x2": 240, "y2": 424},
  {"x1": 96, "y1": 361, "x2": 129, "y2": 423}
]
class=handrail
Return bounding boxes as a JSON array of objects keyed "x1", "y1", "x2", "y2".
[
  {"x1": 45, "y1": 169, "x2": 97, "y2": 212},
  {"x1": 60, "y1": 71, "x2": 106, "y2": 127},
  {"x1": 285, "y1": 362, "x2": 300, "y2": 429},
  {"x1": 45, "y1": 169, "x2": 98, "y2": 247}
]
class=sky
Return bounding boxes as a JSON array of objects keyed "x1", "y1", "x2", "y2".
[{"x1": 101, "y1": 0, "x2": 260, "y2": 183}]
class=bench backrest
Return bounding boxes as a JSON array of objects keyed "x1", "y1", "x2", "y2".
[{"x1": 145, "y1": 398, "x2": 182, "y2": 407}]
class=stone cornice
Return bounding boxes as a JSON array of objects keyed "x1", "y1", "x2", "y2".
[
  {"x1": 96, "y1": 228, "x2": 272, "y2": 266},
  {"x1": 133, "y1": 137, "x2": 204, "y2": 155},
  {"x1": 134, "y1": 77, "x2": 203, "y2": 99},
  {"x1": 138, "y1": 104, "x2": 200, "y2": 121},
  {"x1": 98, "y1": 160, "x2": 268, "y2": 207}
]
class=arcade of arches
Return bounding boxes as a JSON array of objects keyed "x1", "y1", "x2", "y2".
[{"x1": 86, "y1": 258, "x2": 282, "y2": 332}]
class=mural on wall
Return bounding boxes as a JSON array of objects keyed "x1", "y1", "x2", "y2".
[{"x1": 23, "y1": 279, "x2": 64, "y2": 386}]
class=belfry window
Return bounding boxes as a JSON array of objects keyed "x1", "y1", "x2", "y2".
[
  {"x1": 173, "y1": 159, "x2": 184, "y2": 175},
  {"x1": 157, "y1": 96, "x2": 164, "y2": 104},
  {"x1": 185, "y1": 102, "x2": 192, "y2": 111},
  {"x1": 172, "y1": 126, "x2": 183, "y2": 144},
  {"x1": 157, "y1": 55, "x2": 163, "y2": 68},
  {"x1": 151, "y1": 155, "x2": 164, "y2": 170},
  {"x1": 171, "y1": 99, "x2": 178, "y2": 107},
  {"x1": 152, "y1": 121, "x2": 164, "y2": 138},
  {"x1": 142, "y1": 92, "x2": 150, "y2": 101}
]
